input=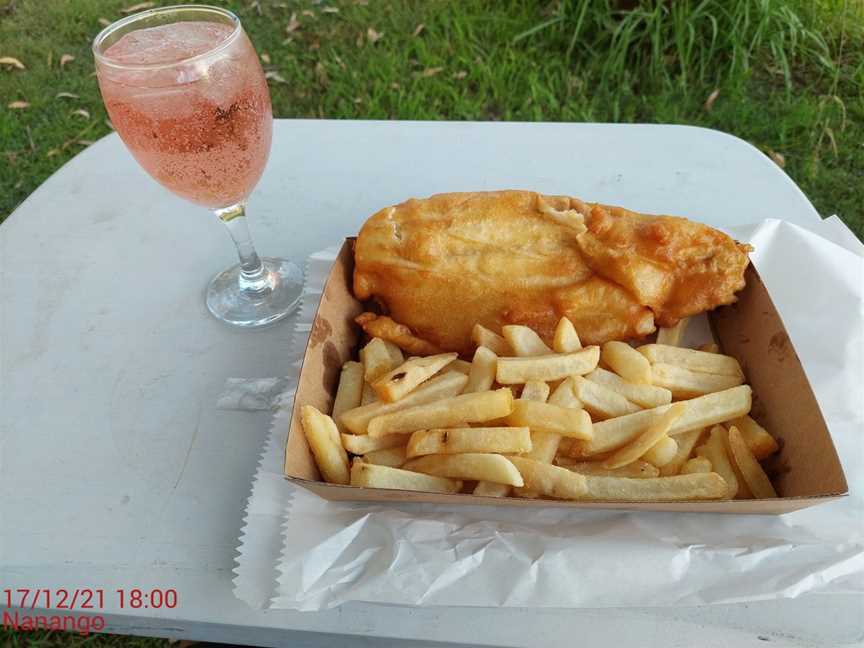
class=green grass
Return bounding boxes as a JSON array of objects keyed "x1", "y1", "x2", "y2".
[
  {"x1": 1, "y1": 0, "x2": 862, "y2": 237},
  {"x1": 0, "y1": 626, "x2": 168, "y2": 647}
]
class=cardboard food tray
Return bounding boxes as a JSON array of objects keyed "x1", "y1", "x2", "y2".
[{"x1": 284, "y1": 239, "x2": 848, "y2": 514}]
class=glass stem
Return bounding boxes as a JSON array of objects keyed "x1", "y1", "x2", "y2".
[{"x1": 214, "y1": 202, "x2": 270, "y2": 294}]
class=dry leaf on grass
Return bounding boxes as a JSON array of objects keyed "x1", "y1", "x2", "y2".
[
  {"x1": 315, "y1": 62, "x2": 328, "y2": 85},
  {"x1": 0, "y1": 56, "x2": 25, "y2": 70},
  {"x1": 72, "y1": 108, "x2": 90, "y2": 119},
  {"x1": 8, "y1": 101, "x2": 30, "y2": 109},
  {"x1": 420, "y1": 67, "x2": 443, "y2": 77},
  {"x1": 355, "y1": 32, "x2": 364, "y2": 48},
  {"x1": 301, "y1": 9, "x2": 315, "y2": 18},
  {"x1": 452, "y1": 70, "x2": 468, "y2": 80},
  {"x1": 98, "y1": 18, "x2": 111, "y2": 27},
  {"x1": 413, "y1": 24, "x2": 425, "y2": 37},
  {"x1": 77, "y1": 139, "x2": 96, "y2": 146},
  {"x1": 56, "y1": 92, "x2": 80, "y2": 99},
  {"x1": 285, "y1": 12, "x2": 301, "y2": 33},
  {"x1": 60, "y1": 54, "x2": 75, "y2": 67},
  {"x1": 767, "y1": 149, "x2": 786, "y2": 168},
  {"x1": 47, "y1": 149, "x2": 61, "y2": 157},
  {"x1": 322, "y1": 6, "x2": 339, "y2": 13},
  {"x1": 310, "y1": 40, "x2": 321, "y2": 51},
  {"x1": 264, "y1": 71, "x2": 287, "y2": 84},
  {"x1": 260, "y1": 52, "x2": 271, "y2": 64},
  {"x1": 703, "y1": 88, "x2": 720, "y2": 112},
  {"x1": 391, "y1": 82, "x2": 400, "y2": 89},
  {"x1": 121, "y1": 2, "x2": 155, "y2": 13},
  {"x1": 367, "y1": 27, "x2": 383, "y2": 44}
]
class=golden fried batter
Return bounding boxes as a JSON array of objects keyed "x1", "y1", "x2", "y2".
[
  {"x1": 353, "y1": 191, "x2": 750, "y2": 355},
  {"x1": 355, "y1": 312, "x2": 443, "y2": 356}
]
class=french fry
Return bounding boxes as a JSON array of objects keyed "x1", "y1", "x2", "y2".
[
  {"x1": 362, "y1": 445, "x2": 407, "y2": 468},
  {"x1": 695, "y1": 426, "x2": 738, "y2": 498},
  {"x1": 602, "y1": 341, "x2": 652, "y2": 384},
  {"x1": 655, "y1": 318, "x2": 689, "y2": 346},
  {"x1": 341, "y1": 432, "x2": 410, "y2": 455},
  {"x1": 728, "y1": 426, "x2": 778, "y2": 498},
  {"x1": 350, "y1": 462, "x2": 462, "y2": 493},
  {"x1": 513, "y1": 380, "x2": 553, "y2": 497},
  {"x1": 385, "y1": 340, "x2": 405, "y2": 366},
  {"x1": 516, "y1": 378, "x2": 579, "y2": 494},
  {"x1": 332, "y1": 361, "x2": 364, "y2": 433},
  {"x1": 572, "y1": 375, "x2": 641, "y2": 420},
  {"x1": 581, "y1": 473, "x2": 727, "y2": 501},
  {"x1": 547, "y1": 376, "x2": 582, "y2": 408},
  {"x1": 584, "y1": 367, "x2": 671, "y2": 408},
  {"x1": 508, "y1": 456, "x2": 588, "y2": 499},
  {"x1": 301, "y1": 406, "x2": 349, "y2": 485},
  {"x1": 360, "y1": 337, "x2": 404, "y2": 382},
  {"x1": 650, "y1": 363, "x2": 744, "y2": 399},
  {"x1": 680, "y1": 456, "x2": 712, "y2": 474},
  {"x1": 553, "y1": 316, "x2": 582, "y2": 352},
  {"x1": 637, "y1": 344, "x2": 743, "y2": 378},
  {"x1": 372, "y1": 352, "x2": 458, "y2": 402},
  {"x1": 556, "y1": 459, "x2": 659, "y2": 478},
  {"x1": 368, "y1": 388, "x2": 514, "y2": 437},
  {"x1": 340, "y1": 371, "x2": 467, "y2": 434},
  {"x1": 660, "y1": 428, "x2": 706, "y2": 476},
  {"x1": 727, "y1": 415, "x2": 779, "y2": 459},
  {"x1": 473, "y1": 481, "x2": 511, "y2": 497},
  {"x1": 471, "y1": 323, "x2": 511, "y2": 356},
  {"x1": 603, "y1": 403, "x2": 686, "y2": 469},
  {"x1": 360, "y1": 382, "x2": 377, "y2": 405},
  {"x1": 463, "y1": 346, "x2": 498, "y2": 394},
  {"x1": 641, "y1": 435, "x2": 678, "y2": 468},
  {"x1": 496, "y1": 347, "x2": 599, "y2": 384},
  {"x1": 520, "y1": 380, "x2": 550, "y2": 402},
  {"x1": 501, "y1": 324, "x2": 553, "y2": 356},
  {"x1": 570, "y1": 386, "x2": 752, "y2": 456},
  {"x1": 406, "y1": 427, "x2": 532, "y2": 458},
  {"x1": 719, "y1": 425, "x2": 754, "y2": 498},
  {"x1": 699, "y1": 343, "x2": 720, "y2": 354},
  {"x1": 404, "y1": 453, "x2": 524, "y2": 486},
  {"x1": 506, "y1": 400, "x2": 593, "y2": 440},
  {"x1": 450, "y1": 359, "x2": 472, "y2": 375}
]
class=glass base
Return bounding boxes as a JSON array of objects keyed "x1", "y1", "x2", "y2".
[{"x1": 206, "y1": 257, "x2": 303, "y2": 328}]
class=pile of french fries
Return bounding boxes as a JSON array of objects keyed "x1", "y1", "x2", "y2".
[{"x1": 301, "y1": 316, "x2": 780, "y2": 502}]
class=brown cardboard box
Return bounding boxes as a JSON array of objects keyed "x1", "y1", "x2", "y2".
[{"x1": 284, "y1": 239, "x2": 848, "y2": 514}]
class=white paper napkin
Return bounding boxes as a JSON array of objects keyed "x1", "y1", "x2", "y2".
[{"x1": 233, "y1": 221, "x2": 863, "y2": 611}]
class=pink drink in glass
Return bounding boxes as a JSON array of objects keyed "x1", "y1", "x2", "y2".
[
  {"x1": 97, "y1": 21, "x2": 272, "y2": 208},
  {"x1": 94, "y1": 6, "x2": 301, "y2": 328}
]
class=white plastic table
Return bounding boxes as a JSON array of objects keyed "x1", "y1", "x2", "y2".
[{"x1": 2, "y1": 120, "x2": 861, "y2": 647}]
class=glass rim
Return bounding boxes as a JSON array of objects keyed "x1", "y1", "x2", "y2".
[{"x1": 92, "y1": 4, "x2": 242, "y2": 71}]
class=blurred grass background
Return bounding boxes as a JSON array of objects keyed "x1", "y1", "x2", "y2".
[
  {"x1": 0, "y1": 0, "x2": 862, "y2": 645},
  {"x1": 1, "y1": 0, "x2": 862, "y2": 236}
]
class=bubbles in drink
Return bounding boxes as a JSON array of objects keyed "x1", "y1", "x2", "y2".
[
  {"x1": 97, "y1": 21, "x2": 272, "y2": 208},
  {"x1": 104, "y1": 22, "x2": 234, "y2": 65}
]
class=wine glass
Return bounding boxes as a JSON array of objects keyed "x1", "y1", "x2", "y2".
[{"x1": 93, "y1": 4, "x2": 302, "y2": 328}]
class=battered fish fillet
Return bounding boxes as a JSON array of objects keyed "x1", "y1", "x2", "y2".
[{"x1": 353, "y1": 191, "x2": 750, "y2": 355}]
